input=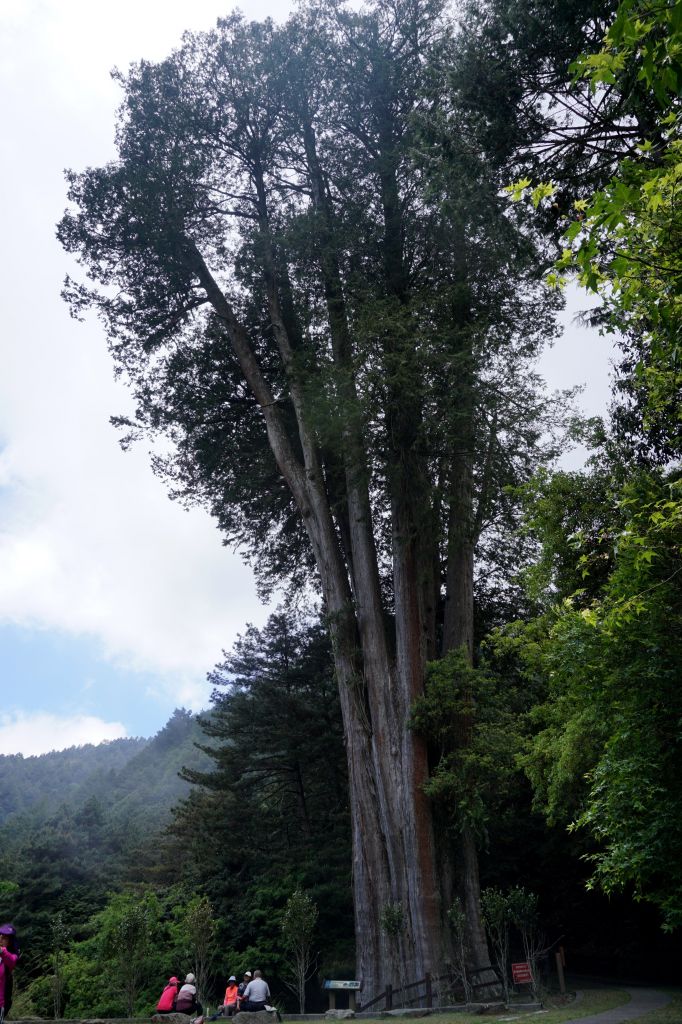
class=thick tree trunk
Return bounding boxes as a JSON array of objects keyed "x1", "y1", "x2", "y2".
[
  {"x1": 443, "y1": 453, "x2": 500, "y2": 1000},
  {"x1": 390, "y1": 495, "x2": 447, "y2": 979},
  {"x1": 326, "y1": 593, "x2": 446, "y2": 998},
  {"x1": 460, "y1": 825, "x2": 496, "y2": 988},
  {"x1": 301, "y1": 117, "x2": 447, "y2": 995},
  {"x1": 190, "y1": 235, "x2": 446, "y2": 1002}
]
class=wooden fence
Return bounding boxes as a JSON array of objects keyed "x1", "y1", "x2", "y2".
[{"x1": 356, "y1": 966, "x2": 500, "y2": 1012}]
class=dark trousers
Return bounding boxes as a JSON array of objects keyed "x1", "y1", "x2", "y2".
[{"x1": 240, "y1": 1000, "x2": 266, "y2": 1012}]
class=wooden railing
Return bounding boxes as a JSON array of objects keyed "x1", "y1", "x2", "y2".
[{"x1": 357, "y1": 966, "x2": 500, "y2": 1012}]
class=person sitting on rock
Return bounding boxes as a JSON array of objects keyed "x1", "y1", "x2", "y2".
[
  {"x1": 239, "y1": 970, "x2": 270, "y2": 1012},
  {"x1": 223, "y1": 976, "x2": 240, "y2": 1016},
  {"x1": 206, "y1": 976, "x2": 239, "y2": 1020},
  {"x1": 156, "y1": 976, "x2": 180, "y2": 1014},
  {"x1": 237, "y1": 972, "x2": 252, "y2": 1011},
  {"x1": 176, "y1": 973, "x2": 203, "y2": 1017}
]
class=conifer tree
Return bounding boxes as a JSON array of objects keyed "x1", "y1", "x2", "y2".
[{"x1": 59, "y1": 0, "x2": 570, "y2": 995}]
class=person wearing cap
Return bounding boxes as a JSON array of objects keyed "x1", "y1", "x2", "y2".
[
  {"x1": 206, "y1": 976, "x2": 239, "y2": 1020},
  {"x1": 176, "y1": 973, "x2": 203, "y2": 1017},
  {"x1": 0, "y1": 924, "x2": 19, "y2": 1023},
  {"x1": 240, "y1": 970, "x2": 271, "y2": 1013},
  {"x1": 223, "y1": 977, "x2": 239, "y2": 1016},
  {"x1": 236, "y1": 972, "x2": 252, "y2": 1011},
  {"x1": 156, "y1": 976, "x2": 180, "y2": 1014}
]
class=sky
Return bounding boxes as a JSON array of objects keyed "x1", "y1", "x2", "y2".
[{"x1": 0, "y1": 0, "x2": 614, "y2": 756}]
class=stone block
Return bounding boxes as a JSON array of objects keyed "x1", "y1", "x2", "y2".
[{"x1": 233, "y1": 1012, "x2": 278, "y2": 1024}]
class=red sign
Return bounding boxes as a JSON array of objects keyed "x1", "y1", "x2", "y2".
[{"x1": 512, "y1": 962, "x2": 533, "y2": 984}]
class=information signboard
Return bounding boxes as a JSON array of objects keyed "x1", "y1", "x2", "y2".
[{"x1": 511, "y1": 962, "x2": 533, "y2": 985}]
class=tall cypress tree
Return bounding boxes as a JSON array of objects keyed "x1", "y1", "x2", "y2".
[{"x1": 59, "y1": 0, "x2": 570, "y2": 995}]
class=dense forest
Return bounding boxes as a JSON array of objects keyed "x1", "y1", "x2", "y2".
[
  {"x1": 0, "y1": 738, "x2": 147, "y2": 824},
  {"x1": 0, "y1": 623, "x2": 354, "y2": 1017},
  {"x1": 2, "y1": 610, "x2": 680, "y2": 1017},
  {"x1": 0, "y1": 711, "x2": 212, "y2": 1012},
  {"x1": 4, "y1": 0, "x2": 680, "y2": 1016}
]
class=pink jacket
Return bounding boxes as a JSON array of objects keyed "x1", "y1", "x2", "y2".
[
  {"x1": 0, "y1": 948, "x2": 18, "y2": 1008},
  {"x1": 157, "y1": 979, "x2": 180, "y2": 1012}
]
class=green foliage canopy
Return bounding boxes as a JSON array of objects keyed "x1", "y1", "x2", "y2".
[
  {"x1": 512, "y1": 473, "x2": 682, "y2": 928},
  {"x1": 410, "y1": 649, "x2": 523, "y2": 840},
  {"x1": 500, "y1": 0, "x2": 682, "y2": 930},
  {"x1": 511, "y1": 0, "x2": 682, "y2": 452}
]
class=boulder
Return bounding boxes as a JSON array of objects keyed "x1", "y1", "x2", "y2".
[
  {"x1": 233, "y1": 1012, "x2": 278, "y2": 1024},
  {"x1": 325, "y1": 1011, "x2": 356, "y2": 1019},
  {"x1": 151, "y1": 1015, "x2": 191, "y2": 1024}
]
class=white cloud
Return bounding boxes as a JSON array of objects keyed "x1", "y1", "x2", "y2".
[
  {"x1": 0, "y1": 711, "x2": 128, "y2": 757},
  {"x1": 0, "y1": 291, "x2": 270, "y2": 685},
  {"x1": 0, "y1": 0, "x2": 292, "y2": 711},
  {"x1": 0, "y1": 426, "x2": 266, "y2": 678}
]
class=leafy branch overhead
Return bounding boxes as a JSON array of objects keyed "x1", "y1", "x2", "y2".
[{"x1": 507, "y1": 0, "x2": 682, "y2": 451}]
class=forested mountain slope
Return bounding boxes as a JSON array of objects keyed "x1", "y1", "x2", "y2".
[
  {"x1": 0, "y1": 736, "x2": 146, "y2": 824},
  {"x1": 0, "y1": 709, "x2": 210, "y2": 974},
  {"x1": 0, "y1": 709, "x2": 208, "y2": 831}
]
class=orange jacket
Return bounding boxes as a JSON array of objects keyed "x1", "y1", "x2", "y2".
[{"x1": 224, "y1": 984, "x2": 239, "y2": 1007}]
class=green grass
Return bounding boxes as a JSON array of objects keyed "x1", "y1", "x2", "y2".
[{"x1": 424, "y1": 987, "x2": 630, "y2": 1024}]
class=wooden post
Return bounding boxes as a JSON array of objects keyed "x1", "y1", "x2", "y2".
[
  {"x1": 425, "y1": 972, "x2": 432, "y2": 1009},
  {"x1": 555, "y1": 952, "x2": 566, "y2": 995},
  {"x1": 329, "y1": 991, "x2": 337, "y2": 1010},
  {"x1": 349, "y1": 991, "x2": 357, "y2": 1012},
  {"x1": 385, "y1": 984, "x2": 393, "y2": 1011}
]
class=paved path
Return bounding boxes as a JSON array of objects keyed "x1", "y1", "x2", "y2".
[{"x1": 562, "y1": 988, "x2": 670, "y2": 1024}]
